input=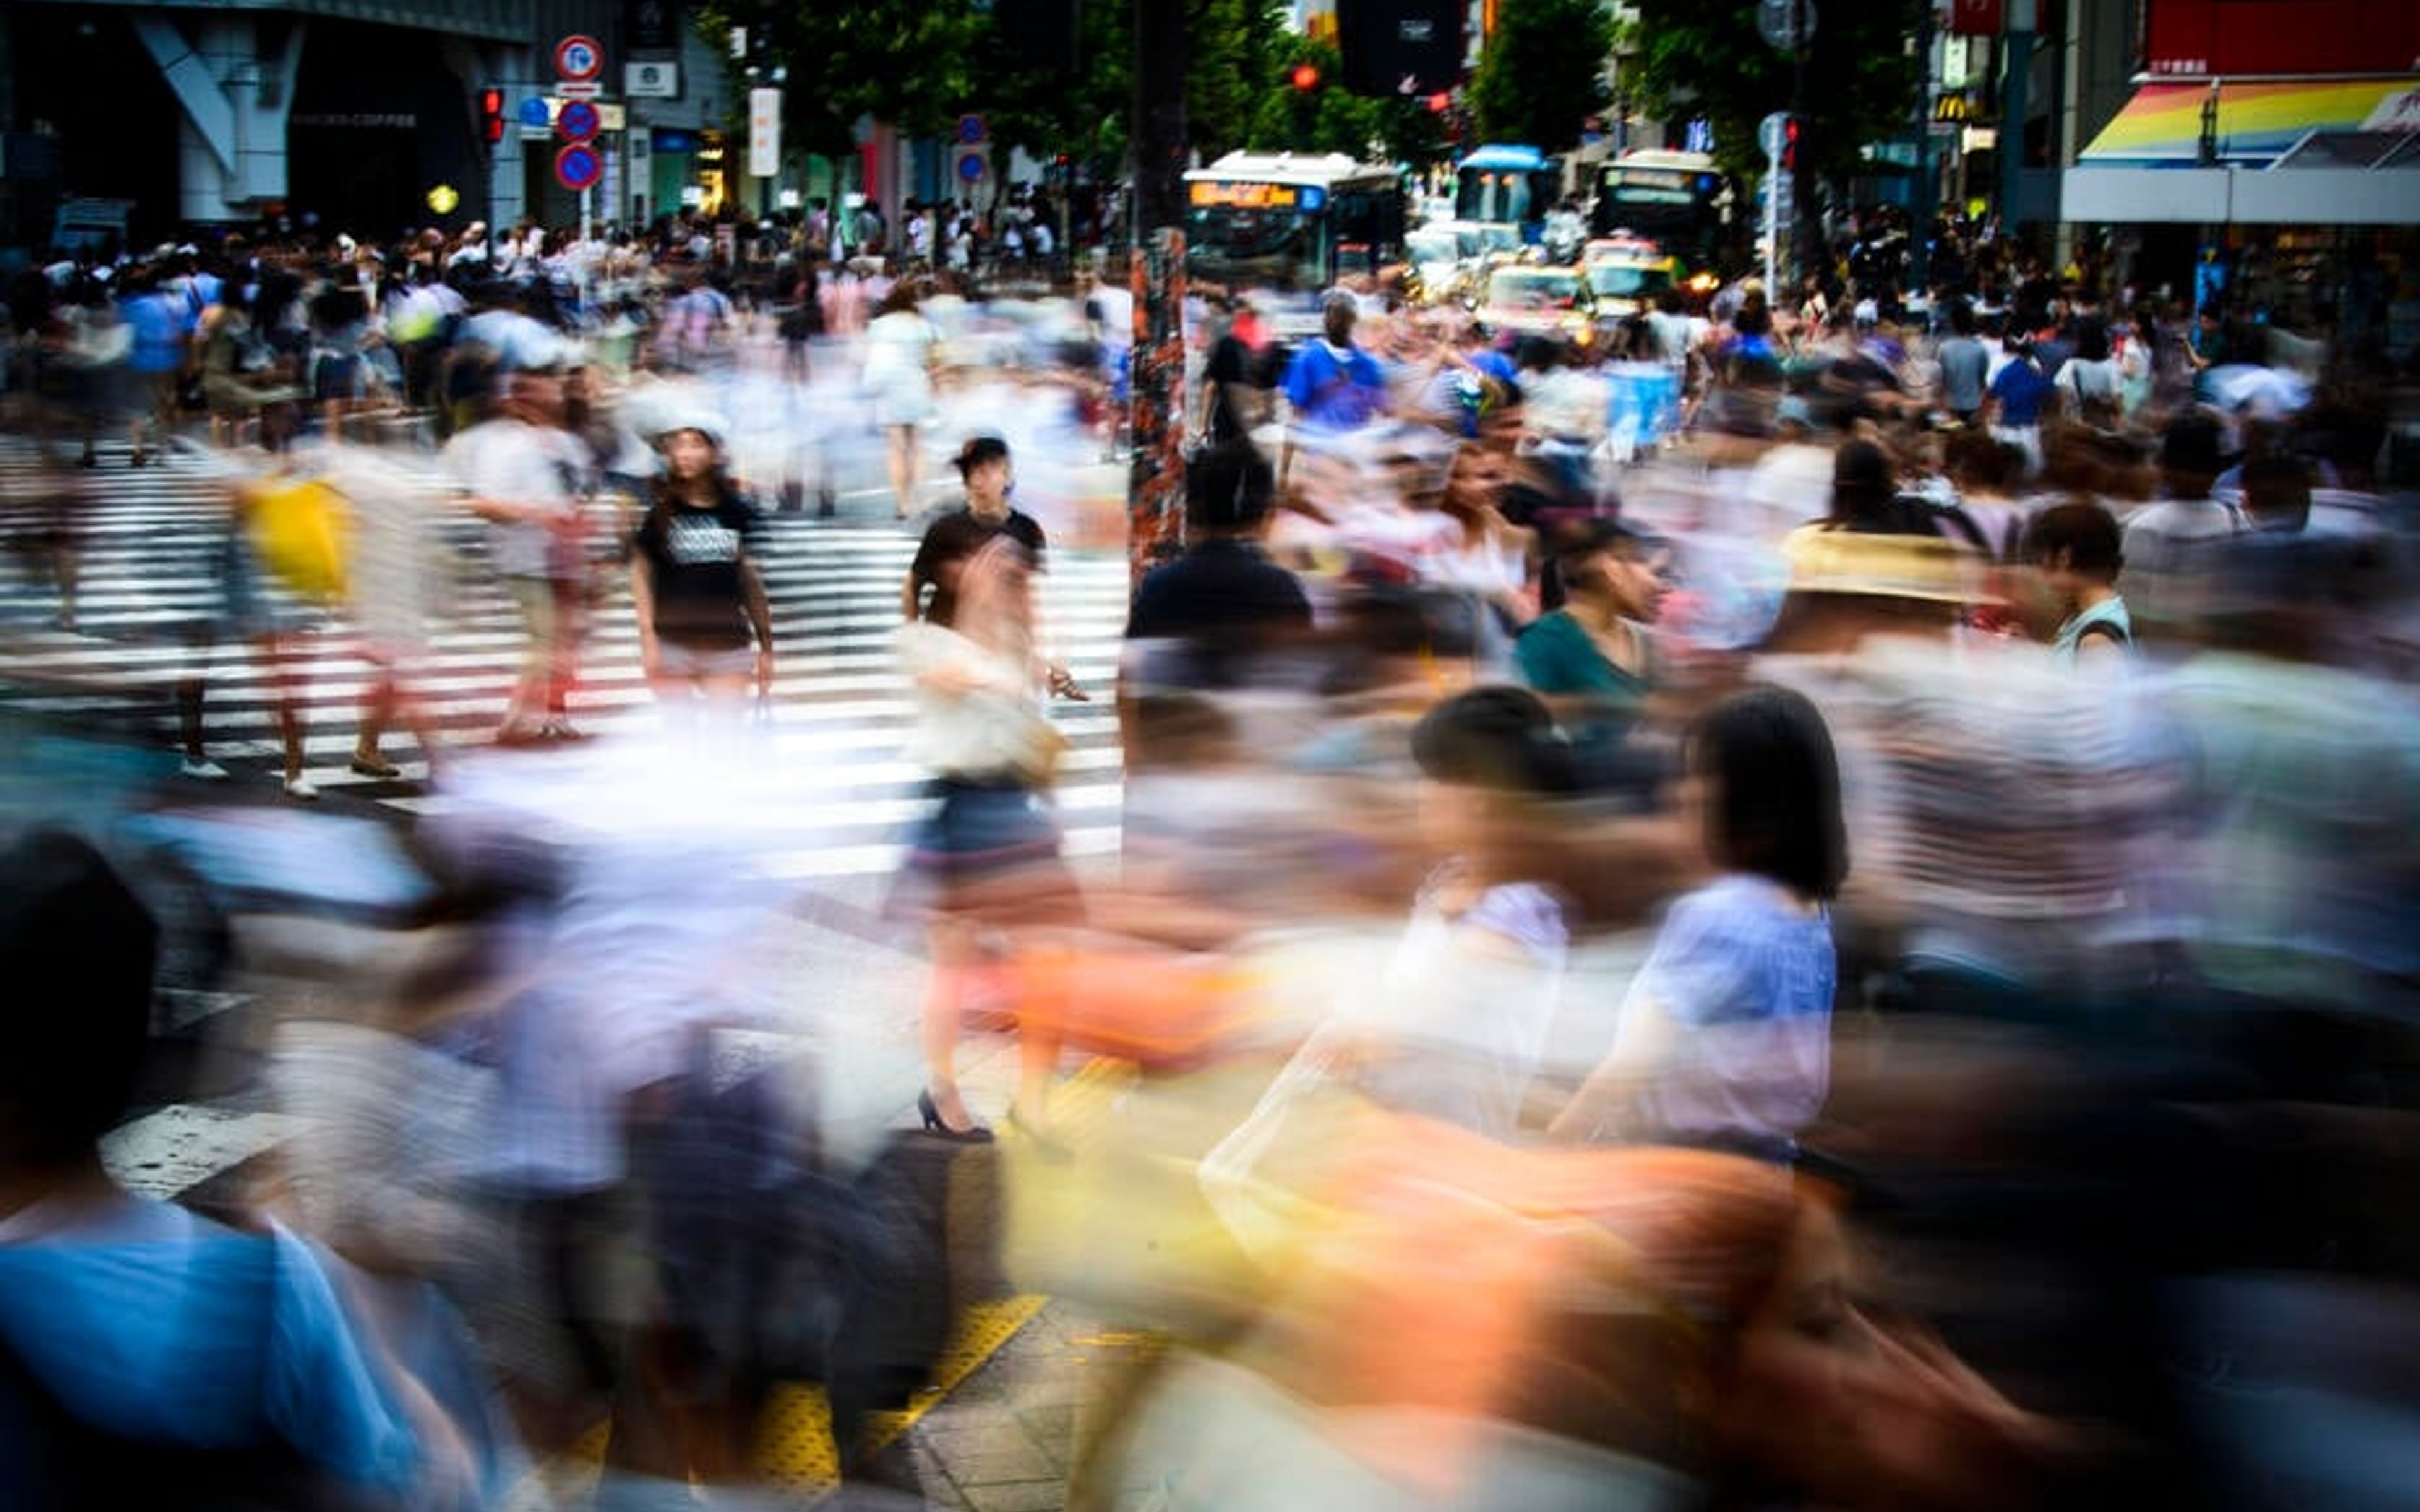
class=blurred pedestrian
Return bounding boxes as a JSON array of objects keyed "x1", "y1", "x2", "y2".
[
  {"x1": 893, "y1": 535, "x2": 1086, "y2": 1142},
  {"x1": 2023, "y1": 500, "x2": 2134, "y2": 664},
  {"x1": 1550, "y1": 685, "x2": 1847, "y2": 1160},
  {"x1": 0, "y1": 826, "x2": 504, "y2": 1510},
  {"x1": 863, "y1": 278, "x2": 942, "y2": 520},
  {"x1": 447, "y1": 358, "x2": 598, "y2": 745}
]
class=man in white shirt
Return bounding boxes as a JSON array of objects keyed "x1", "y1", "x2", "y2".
[{"x1": 446, "y1": 361, "x2": 597, "y2": 743}]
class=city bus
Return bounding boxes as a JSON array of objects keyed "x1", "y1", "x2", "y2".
[
  {"x1": 1183, "y1": 151, "x2": 1407, "y2": 292},
  {"x1": 1454, "y1": 142, "x2": 1562, "y2": 246},
  {"x1": 1591, "y1": 149, "x2": 1730, "y2": 274}
]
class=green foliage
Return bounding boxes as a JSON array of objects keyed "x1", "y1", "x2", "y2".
[
  {"x1": 701, "y1": 0, "x2": 1443, "y2": 179},
  {"x1": 1618, "y1": 0, "x2": 1926, "y2": 184},
  {"x1": 1469, "y1": 0, "x2": 1616, "y2": 152},
  {"x1": 699, "y1": 0, "x2": 995, "y2": 159}
]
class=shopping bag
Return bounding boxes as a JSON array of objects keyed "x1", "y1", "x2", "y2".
[{"x1": 243, "y1": 475, "x2": 352, "y2": 603}]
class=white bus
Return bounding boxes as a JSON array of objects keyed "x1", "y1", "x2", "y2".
[{"x1": 1183, "y1": 151, "x2": 1407, "y2": 292}]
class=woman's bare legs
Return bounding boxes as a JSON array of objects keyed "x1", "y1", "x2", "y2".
[
  {"x1": 887, "y1": 423, "x2": 921, "y2": 520},
  {"x1": 921, "y1": 917, "x2": 984, "y2": 1131}
]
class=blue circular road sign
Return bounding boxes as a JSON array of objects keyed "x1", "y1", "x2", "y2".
[{"x1": 518, "y1": 96, "x2": 551, "y2": 128}]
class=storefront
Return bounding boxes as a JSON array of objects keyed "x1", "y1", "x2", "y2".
[{"x1": 2063, "y1": 76, "x2": 2420, "y2": 367}]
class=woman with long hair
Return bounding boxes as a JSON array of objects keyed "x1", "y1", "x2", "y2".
[
  {"x1": 862, "y1": 277, "x2": 941, "y2": 519},
  {"x1": 628, "y1": 413, "x2": 775, "y2": 749}
]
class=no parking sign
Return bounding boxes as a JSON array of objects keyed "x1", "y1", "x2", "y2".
[{"x1": 556, "y1": 143, "x2": 602, "y2": 193}]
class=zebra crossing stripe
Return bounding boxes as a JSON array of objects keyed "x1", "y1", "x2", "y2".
[{"x1": 3, "y1": 439, "x2": 1134, "y2": 867}]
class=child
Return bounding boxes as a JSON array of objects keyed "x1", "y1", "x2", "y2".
[{"x1": 2023, "y1": 498, "x2": 2132, "y2": 663}]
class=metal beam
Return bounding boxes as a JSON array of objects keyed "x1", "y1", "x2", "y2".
[{"x1": 132, "y1": 14, "x2": 238, "y2": 178}]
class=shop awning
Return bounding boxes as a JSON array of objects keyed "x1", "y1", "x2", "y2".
[
  {"x1": 2079, "y1": 77, "x2": 2420, "y2": 166},
  {"x1": 2065, "y1": 76, "x2": 2420, "y2": 224}
]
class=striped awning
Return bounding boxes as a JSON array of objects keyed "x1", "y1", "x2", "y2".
[{"x1": 2080, "y1": 78, "x2": 2420, "y2": 166}]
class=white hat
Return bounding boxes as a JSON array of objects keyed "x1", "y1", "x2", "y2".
[{"x1": 648, "y1": 408, "x2": 729, "y2": 451}]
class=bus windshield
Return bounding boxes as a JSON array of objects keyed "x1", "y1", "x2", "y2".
[{"x1": 1187, "y1": 205, "x2": 1316, "y2": 285}]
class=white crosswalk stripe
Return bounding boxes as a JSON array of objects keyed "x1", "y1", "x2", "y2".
[{"x1": 1, "y1": 437, "x2": 1134, "y2": 879}]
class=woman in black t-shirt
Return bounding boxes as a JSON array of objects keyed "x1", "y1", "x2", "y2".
[{"x1": 630, "y1": 415, "x2": 775, "y2": 736}]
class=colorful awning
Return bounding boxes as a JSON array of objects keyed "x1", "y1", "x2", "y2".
[{"x1": 2080, "y1": 77, "x2": 2420, "y2": 165}]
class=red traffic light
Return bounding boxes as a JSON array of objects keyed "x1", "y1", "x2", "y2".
[
  {"x1": 1783, "y1": 116, "x2": 1800, "y2": 169},
  {"x1": 1427, "y1": 91, "x2": 1451, "y2": 113},
  {"x1": 479, "y1": 87, "x2": 505, "y2": 144},
  {"x1": 1291, "y1": 62, "x2": 1320, "y2": 91}
]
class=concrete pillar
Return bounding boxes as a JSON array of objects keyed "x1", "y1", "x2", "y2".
[{"x1": 135, "y1": 13, "x2": 303, "y2": 222}]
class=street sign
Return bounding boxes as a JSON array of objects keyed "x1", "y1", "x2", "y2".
[
  {"x1": 626, "y1": 60, "x2": 679, "y2": 98},
  {"x1": 518, "y1": 96, "x2": 551, "y2": 128},
  {"x1": 1759, "y1": 110, "x2": 1792, "y2": 161},
  {"x1": 555, "y1": 142, "x2": 602, "y2": 192},
  {"x1": 555, "y1": 80, "x2": 602, "y2": 101},
  {"x1": 557, "y1": 100, "x2": 601, "y2": 143},
  {"x1": 747, "y1": 87, "x2": 781, "y2": 178},
  {"x1": 1755, "y1": 0, "x2": 1816, "y2": 50},
  {"x1": 955, "y1": 146, "x2": 991, "y2": 184},
  {"x1": 956, "y1": 113, "x2": 987, "y2": 145},
  {"x1": 554, "y1": 34, "x2": 604, "y2": 81}
]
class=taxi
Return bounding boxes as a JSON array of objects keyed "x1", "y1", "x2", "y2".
[
  {"x1": 1477, "y1": 263, "x2": 1596, "y2": 346},
  {"x1": 1581, "y1": 235, "x2": 1683, "y2": 318}
]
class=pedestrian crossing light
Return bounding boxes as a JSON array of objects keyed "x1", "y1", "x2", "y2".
[
  {"x1": 1292, "y1": 62, "x2": 1321, "y2": 91},
  {"x1": 479, "y1": 88, "x2": 505, "y2": 144},
  {"x1": 1783, "y1": 116, "x2": 1800, "y2": 171}
]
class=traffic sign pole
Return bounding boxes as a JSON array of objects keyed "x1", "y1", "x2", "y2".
[{"x1": 1760, "y1": 112, "x2": 1790, "y2": 297}]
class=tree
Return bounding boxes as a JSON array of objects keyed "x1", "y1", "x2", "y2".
[
  {"x1": 1467, "y1": 0, "x2": 1615, "y2": 152},
  {"x1": 696, "y1": 0, "x2": 992, "y2": 161},
  {"x1": 1618, "y1": 0, "x2": 1925, "y2": 188}
]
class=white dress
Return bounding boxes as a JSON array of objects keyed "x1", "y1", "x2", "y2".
[{"x1": 861, "y1": 309, "x2": 937, "y2": 428}]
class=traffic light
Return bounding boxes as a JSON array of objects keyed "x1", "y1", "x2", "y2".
[
  {"x1": 1292, "y1": 62, "x2": 1321, "y2": 91},
  {"x1": 478, "y1": 88, "x2": 505, "y2": 145},
  {"x1": 1427, "y1": 91, "x2": 1451, "y2": 113},
  {"x1": 1783, "y1": 116, "x2": 1799, "y2": 172}
]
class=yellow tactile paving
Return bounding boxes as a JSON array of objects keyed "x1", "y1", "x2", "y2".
[{"x1": 518, "y1": 1057, "x2": 1135, "y2": 1501}]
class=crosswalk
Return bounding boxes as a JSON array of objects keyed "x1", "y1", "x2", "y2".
[
  {"x1": 0, "y1": 435, "x2": 1135, "y2": 881},
  {"x1": 4, "y1": 429, "x2": 1138, "y2": 1213}
]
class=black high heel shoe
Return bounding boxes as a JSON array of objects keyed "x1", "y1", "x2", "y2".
[{"x1": 917, "y1": 1089, "x2": 994, "y2": 1145}]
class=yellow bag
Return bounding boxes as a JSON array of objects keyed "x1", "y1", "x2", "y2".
[{"x1": 243, "y1": 476, "x2": 352, "y2": 603}]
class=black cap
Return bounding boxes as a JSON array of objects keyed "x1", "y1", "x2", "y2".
[{"x1": 953, "y1": 434, "x2": 1011, "y2": 474}]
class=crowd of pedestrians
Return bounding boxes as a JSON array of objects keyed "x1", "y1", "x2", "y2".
[{"x1": 3, "y1": 199, "x2": 2417, "y2": 1512}]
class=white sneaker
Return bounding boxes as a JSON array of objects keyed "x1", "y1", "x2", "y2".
[
  {"x1": 180, "y1": 758, "x2": 229, "y2": 781},
  {"x1": 282, "y1": 774, "x2": 320, "y2": 801}
]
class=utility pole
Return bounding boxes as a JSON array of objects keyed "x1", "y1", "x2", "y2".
[
  {"x1": 1126, "y1": 0, "x2": 1187, "y2": 592},
  {"x1": 1999, "y1": 0, "x2": 2036, "y2": 246},
  {"x1": 1910, "y1": 0, "x2": 1937, "y2": 303}
]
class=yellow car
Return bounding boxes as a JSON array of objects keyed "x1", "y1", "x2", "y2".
[
  {"x1": 1582, "y1": 241, "x2": 1682, "y2": 318},
  {"x1": 1478, "y1": 264, "x2": 1596, "y2": 347}
]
